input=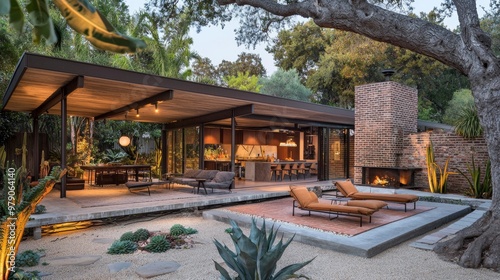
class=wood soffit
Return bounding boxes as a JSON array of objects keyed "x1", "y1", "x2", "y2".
[{"x1": 2, "y1": 53, "x2": 354, "y2": 130}]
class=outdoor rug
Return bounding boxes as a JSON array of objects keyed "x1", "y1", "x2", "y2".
[{"x1": 221, "y1": 197, "x2": 433, "y2": 236}]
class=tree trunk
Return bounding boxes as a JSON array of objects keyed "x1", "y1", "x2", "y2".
[{"x1": 434, "y1": 70, "x2": 500, "y2": 271}]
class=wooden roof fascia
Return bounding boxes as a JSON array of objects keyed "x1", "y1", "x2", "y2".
[
  {"x1": 2, "y1": 53, "x2": 29, "y2": 110},
  {"x1": 94, "y1": 90, "x2": 174, "y2": 120},
  {"x1": 31, "y1": 75, "x2": 84, "y2": 117},
  {"x1": 163, "y1": 104, "x2": 254, "y2": 129}
]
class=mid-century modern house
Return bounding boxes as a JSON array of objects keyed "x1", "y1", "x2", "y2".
[{"x1": 3, "y1": 53, "x2": 485, "y2": 197}]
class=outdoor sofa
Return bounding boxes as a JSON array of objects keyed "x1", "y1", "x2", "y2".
[
  {"x1": 335, "y1": 179, "x2": 419, "y2": 212},
  {"x1": 289, "y1": 186, "x2": 387, "y2": 227},
  {"x1": 169, "y1": 169, "x2": 235, "y2": 193}
]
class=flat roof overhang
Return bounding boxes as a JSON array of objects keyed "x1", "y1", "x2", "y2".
[{"x1": 2, "y1": 52, "x2": 355, "y2": 130}]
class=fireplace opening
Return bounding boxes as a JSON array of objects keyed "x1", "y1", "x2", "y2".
[{"x1": 360, "y1": 166, "x2": 421, "y2": 188}]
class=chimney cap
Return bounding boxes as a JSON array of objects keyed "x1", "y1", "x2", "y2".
[{"x1": 382, "y1": 69, "x2": 395, "y2": 80}]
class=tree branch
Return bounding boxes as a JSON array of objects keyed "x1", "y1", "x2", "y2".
[{"x1": 218, "y1": 0, "x2": 474, "y2": 75}]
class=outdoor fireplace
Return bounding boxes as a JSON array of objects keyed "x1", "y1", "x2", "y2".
[{"x1": 360, "y1": 166, "x2": 421, "y2": 188}]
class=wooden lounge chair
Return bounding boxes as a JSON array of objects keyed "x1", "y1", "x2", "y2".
[
  {"x1": 335, "y1": 179, "x2": 419, "y2": 212},
  {"x1": 289, "y1": 186, "x2": 387, "y2": 227}
]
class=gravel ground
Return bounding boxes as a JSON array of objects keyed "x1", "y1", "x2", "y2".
[{"x1": 17, "y1": 212, "x2": 499, "y2": 280}]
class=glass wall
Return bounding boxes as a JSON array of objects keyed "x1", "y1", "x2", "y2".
[
  {"x1": 167, "y1": 126, "x2": 200, "y2": 174},
  {"x1": 328, "y1": 128, "x2": 354, "y2": 179}
]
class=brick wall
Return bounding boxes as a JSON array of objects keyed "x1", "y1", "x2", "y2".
[
  {"x1": 353, "y1": 81, "x2": 489, "y2": 194},
  {"x1": 401, "y1": 132, "x2": 489, "y2": 194},
  {"x1": 354, "y1": 82, "x2": 418, "y2": 183}
]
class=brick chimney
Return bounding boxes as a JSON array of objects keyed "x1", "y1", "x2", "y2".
[{"x1": 353, "y1": 81, "x2": 418, "y2": 184}]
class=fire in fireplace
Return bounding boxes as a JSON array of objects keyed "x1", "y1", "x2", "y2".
[{"x1": 361, "y1": 166, "x2": 421, "y2": 188}]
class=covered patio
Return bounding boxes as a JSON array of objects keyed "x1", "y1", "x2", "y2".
[{"x1": 2, "y1": 53, "x2": 355, "y2": 197}]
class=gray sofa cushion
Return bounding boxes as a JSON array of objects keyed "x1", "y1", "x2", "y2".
[
  {"x1": 213, "y1": 171, "x2": 235, "y2": 183},
  {"x1": 196, "y1": 170, "x2": 219, "y2": 180},
  {"x1": 183, "y1": 169, "x2": 202, "y2": 178}
]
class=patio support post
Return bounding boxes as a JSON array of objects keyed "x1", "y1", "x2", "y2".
[
  {"x1": 317, "y1": 127, "x2": 329, "y2": 181},
  {"x1": 199, "y1": 124, "x2": 204, "y2": 170},
  {"x1": 32, "y1": 116, "x2": 40, "y2": 181},
  {"x1": 344, "y1": 129, "x2": 350, "y2": 178},
  {"x1": 231, "y1": 111, "x2": 236, "y2": 175},
  {"x1": 60, "y1": 93, "x2": 67, "y2": 198},
  {"x1": 161, "y1": 124, "x2": 167, "y2": 176}
]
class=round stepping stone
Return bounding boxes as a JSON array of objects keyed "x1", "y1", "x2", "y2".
[
  {"x1": 48, "y1": 255, "x2": 101, "y2": 266},
  {"x1": 108, "y1": 262, "x2": 132, "y2": 273},
  {"x1": 135, "y1": 261, "x2": 181, "y2": 278}
]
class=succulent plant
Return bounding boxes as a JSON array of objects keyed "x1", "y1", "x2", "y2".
[
  {"x1": 214, "y1": 218, "x2": 314, "y2": 280},
  {"x1": 145, "y1": 235, "x2": 170, "y2": 253},
  {"x1": 133, "y1": 228, "x2": 150, "y2": 241},
  {"x1": 169, "y1": 224, "x2": 187, "y2": 236},
  {"x1": 107, "y1": 240, "x2": 137, "y2": 255},
  {"x1": 119, "y1": 231, "x2": 136, "y2": 242},
  {"x1": 15, "y1": 250, "x2": 41, "y2": 267}
]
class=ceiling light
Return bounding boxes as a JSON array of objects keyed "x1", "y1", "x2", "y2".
[
  {"x1": 136, "y1": 109, "x2": 140, "y2": 117},
  {"x1": 155, "y1": 102, "x2": 159, "y2": 113}
]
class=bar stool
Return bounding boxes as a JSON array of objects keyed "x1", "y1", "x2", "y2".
[
  {"x1": 271, "y1": 163, "x2": 280, "y2": 181},
  {"x1": 298, "y1": 163, "x2": 309, "y2": 179},
  {"x1": 282, "y1": 164, "x2": 293, "y2": 181}
]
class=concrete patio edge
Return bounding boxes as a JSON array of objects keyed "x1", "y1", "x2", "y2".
[{"x1": 202, "y1": 201, "x2": 471, "y2": 258}]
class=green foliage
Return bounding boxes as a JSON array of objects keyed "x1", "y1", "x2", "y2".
[
  {"x1": 169, "y1": 224, "x2": 188, "y2": 236},
  {"x1": 442, "y1": 89, "x2": 475, "y2": 125},
  {"x1": 225, "y1": 71, "x2": 262, "y2": 92},
  {"x1": 184, "y1": 227, "x2": 198, "y2": 235},
  {"x1": 1, "y1": 0, "x2": 146, "y2": 52},
  {"x1": 15, "y1": 250, "x2": 41, "y2": 267},
  {"x1": 454, "y1": 105, "x2": 483, "y2": 138},
  {"x1": 213, "y1": 219, "x2": 313, "y2": 280},
  {"x1": 133, "y1": 228, "x2": 150, "y2": 241},
  {"x1": 119, "y1": 231, "x2": 136, "y2": 242},
  {"x1": 426, "y1": 142, "x2": 456, "y2": 193},
  {"x1": 102, "y1": 149, "x2": 127, "y2": 163},
  {"x1": 107, "y1": 240, "x2": 138, "y2": 254},
  {"x1": 457, "y1": 156, "x2": 492, "y2": 199},
  {"x1": 259, "y1": 69, "x2": 312, "y2": 102},
  {"x1": 144, "y1": 235, "x2": 171, "y2": 253}
]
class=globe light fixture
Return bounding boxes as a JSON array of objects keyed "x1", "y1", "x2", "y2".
[{"x1": 119, "y1": 135, "x2": 131, "y2": 147}]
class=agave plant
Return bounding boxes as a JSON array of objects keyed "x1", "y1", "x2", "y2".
[
  {"x1": 456, "y1": 156, "x2": 492, "y2": 199},
  {"x1": 213, "y1": 218, "x2": 313, "y2": 280}
]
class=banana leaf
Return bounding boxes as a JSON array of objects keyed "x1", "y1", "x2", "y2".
[
  {"x1": 52, "y1": 0, "x2": 146, "y2": 53},
  {"x1": 26, "y1": 0, "x2": 57, "y2": 44},
  {"x1": 8, "y1": 0, "x2": 24, "y2": 33}
]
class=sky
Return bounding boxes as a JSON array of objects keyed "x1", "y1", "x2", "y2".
[{"x1": 123, "y1": 0, "x2": 490, "y2": 75}]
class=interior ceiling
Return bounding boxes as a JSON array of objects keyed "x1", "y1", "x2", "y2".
[{"x1": 2, "y1": 53, "x2": 355, "y2": 131}]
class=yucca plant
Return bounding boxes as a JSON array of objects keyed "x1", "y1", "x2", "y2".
[
  {"x1": 456, "y1": 156, "x2": 492, "y2": 198},
  {"x1": 213, "y1": 218, "x2": 313, "y2": 280},
  {"x1": 454, "y1": 105, "x2": 483, "y2": 138},
  {"x1": 426, "y1": 141, "x2": 456, "y2": 193}
]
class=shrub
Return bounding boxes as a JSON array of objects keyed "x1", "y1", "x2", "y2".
[
  {"x1": 133, "y1": 228, "x2": 150, "y2": 241},
  {"x1": 107, "y1": 240, "x2": 137, "y2": 255},
  {"x1": 119, "y1": 231, "x2": 136, "y2": 242},
  {"x1": 145, "y1": 235, "x2": 171, "y2": 253},
  {"x1": 213, "y1": 218, "x2": 314, "y2": 280},
  {"x1": 15, "y1": 250, "x2": 41, "y2": 267}
]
